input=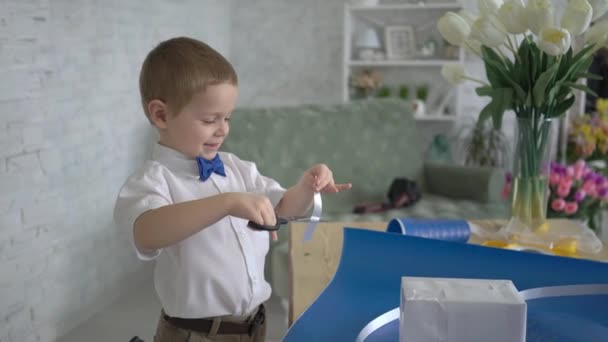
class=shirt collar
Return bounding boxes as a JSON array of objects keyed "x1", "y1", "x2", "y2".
[{"x1": 152, "y1": 143, "x2": 200, "y2": 178}]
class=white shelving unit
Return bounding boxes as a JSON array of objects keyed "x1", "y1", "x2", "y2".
[{"x1": 343, "y1": 2, "x2": 465, "y2": 121}]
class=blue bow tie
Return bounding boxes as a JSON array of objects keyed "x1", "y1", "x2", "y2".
[{"x1": 196, "y1": 154, "x2": 226, "y2": 181}]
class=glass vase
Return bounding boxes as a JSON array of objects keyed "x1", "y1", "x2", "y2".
[{"x1": 510, "y1": 117, "x2": 553, "y2": 232}]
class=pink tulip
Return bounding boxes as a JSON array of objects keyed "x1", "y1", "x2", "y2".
[
  {"x1": 549, "y1": 173, "x2": 561, "y2": 185},
  {"x1": 564, "y1": 202, "x2": 578, "y2": 215},
  {"x1": 598, "y1": 187, "x2": 608, "y2": 199},
  {"x1": 575, "y1": 159, "x2": 586, "y2": 170},
  {"x1": 557, "y1": 184, "x2": 571, "y2": 198},
  {"x1": 566, "y1": 166, "x2": 575, "y2": 177},
  {"x1": 582, "y1": 167, "x2": 591, "y2": 177},
  {"x1": 559, "y1": 178, "x2": 573, "y2": 189},
  {"x1": 583, "y1": 180, "x2": 596, "y2": 193},
  {"x1": 589, "y1": 187, "x2": 598, "y2": 198},
  {"x1": 574, "y1": 190, "x2": 586, "y2": 202},
  {"x1": 551, "y1": 198, "x2": 566, "y2": 211},
  {"x1": 573, "y1": 168, "x2": 584, "y2": 180},
  {"x1": 501, "y1": 184, "x2": 511, "y2": 200}
]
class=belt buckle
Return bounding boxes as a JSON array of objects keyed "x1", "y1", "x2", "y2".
[{"x1": 248, "y1": 306, "x2": 265, "y2": 337}]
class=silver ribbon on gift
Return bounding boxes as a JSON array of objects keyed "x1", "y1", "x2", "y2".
[{"x1": 356, "y1": 284, "x2": 608, "y2": 342}]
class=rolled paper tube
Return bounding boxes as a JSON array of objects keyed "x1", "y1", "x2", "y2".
[{"x1": 386, "y1": 218, "x2": 470, "y2": 243}]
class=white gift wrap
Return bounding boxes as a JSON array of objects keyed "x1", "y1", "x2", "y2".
[{"x1": 400, "y1": 277, "x2": 526, "y2": 342}]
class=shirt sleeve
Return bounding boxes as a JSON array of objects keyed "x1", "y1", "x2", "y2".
[
  {"x1": 113, "y1": 162, "x2": 172, "y2": 260},
  {"x1": 230, "y1": 154, "x2": 286, "y2": 207}
]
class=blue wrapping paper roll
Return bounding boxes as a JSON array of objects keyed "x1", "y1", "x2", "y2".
[{"x1": 386, "y1": 218, "x2": 470, "y2": 243}]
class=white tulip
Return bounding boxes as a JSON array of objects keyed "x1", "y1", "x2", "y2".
[
  {"x1": 478, "y1": 0, "x2": 503, "y2": 16},
  {"x1": 527, "y1": 0, "x2": 555, "y2": 35},
  {"x1": 465, "y1": 39, "x2": 483, "y2": 55},
  {"x1": 561, "y1": 0, "x2": 593, "y2": 36},
  {"x1": 437, "y1": 12, "x2": 471, "y2": 46},
  {"x1": 459, "y1": 10, "x2": 478, "y2": 27},
  {"x1": 588, "y1": 0, "x2": 608, "y2": 20},
  {"x1": 441, "y1": 63, "x2": 467, "y2": 85},
  {"x1": 498, "y1": 0, "x2": 528, "y2": 34},
  {"x1": 470, "y1": 15, "x2": 508, "y2": 47},
  {"x1": 539, "y1": 27, "x2": 572, "y2": 55},
  {"x1": 585, "y1": 20, "x2": 608, "y2": 47}
]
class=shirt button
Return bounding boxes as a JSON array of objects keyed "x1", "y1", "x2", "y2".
[
  {"x1": 252, "y1": 276, "x2": 258, "y2": 283},
  {"x1": 240, "y1": 232, "x2": 246, "y2": 238}
]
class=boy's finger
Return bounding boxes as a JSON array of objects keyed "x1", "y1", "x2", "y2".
[
  {"x1": 315, "y1": 176, "x2": 330, "y2": 192},
  {"x1": 270, "y1": 231, "x2": 278, "y2": 241},
  {"x1": 335, "y1": 183, "x2": 352, "y2": 191}
]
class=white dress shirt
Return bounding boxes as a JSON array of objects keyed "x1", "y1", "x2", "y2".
[{"x1": 113, "y1": 144, "x2": 285, "y2": 319}]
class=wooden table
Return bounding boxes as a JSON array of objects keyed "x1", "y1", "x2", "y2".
[{"x1": 288, "y1": 220, "x2": 608, "y2": 326}]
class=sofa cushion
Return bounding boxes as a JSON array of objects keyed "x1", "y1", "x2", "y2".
[{"x1": 424, "y1": 163, "x2": 507, "y2": 203}]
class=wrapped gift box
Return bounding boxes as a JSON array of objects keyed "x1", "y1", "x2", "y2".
[{"x1": 400, "y1": 277, "x2": 526, "y2": 342}]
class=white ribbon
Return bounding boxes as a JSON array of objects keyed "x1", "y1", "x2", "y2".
[
  {"x1": 355, "y1": 308, "x2": 400, "y2": 342},
  {"x1": 303, "y1": 192, "x2": 322, "y2": 242},
  {"x1": 355, "y1": 284, "x2": 608, "y2": 342}
]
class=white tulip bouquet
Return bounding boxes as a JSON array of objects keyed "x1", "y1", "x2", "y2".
[
  {"x1": 438, "y1": 0, "x2": 608, "y2": 129},
  {"x1": 437, "y1": 0, "x2": 608, "y2": 231}
]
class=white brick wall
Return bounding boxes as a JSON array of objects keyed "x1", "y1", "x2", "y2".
[{"x1": 0, "y1": 1, "x2": 231, "y2": 341}]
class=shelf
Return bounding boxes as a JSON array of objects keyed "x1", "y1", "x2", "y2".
[
  {"x1": 349, "y1": 59, "x2": 459, "y2": 67},
  {"x1": 349, "y1": 3, "x2": 463, "y2": 11},
  {"x1": 414, "y1": 114, "x2": 457, "y2": 121}
]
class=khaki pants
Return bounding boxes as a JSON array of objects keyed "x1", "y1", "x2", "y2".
[{"x1": 153, "y1": 311, "x2": 267, "y2": 342}]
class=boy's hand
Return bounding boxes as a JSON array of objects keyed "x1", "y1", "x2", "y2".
[
  {"x1": 227, "y1": 192, "x2": 277, "y2": 228},
  {"x1": 300, "y1": 164, "x2": 352, "y2": 193}
]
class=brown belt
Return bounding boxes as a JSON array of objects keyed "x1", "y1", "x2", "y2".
[{"x1": 163, "y1": 305, "x2": 265, "y2": 336}]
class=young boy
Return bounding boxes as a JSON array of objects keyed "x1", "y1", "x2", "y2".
[{"x1": 113, "y1": 37, "x2": 351, "y2": 342}]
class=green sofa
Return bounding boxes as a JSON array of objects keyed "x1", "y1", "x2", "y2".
[{"x1": 224, "y1": 99, "x2": 508, "y2": 299}]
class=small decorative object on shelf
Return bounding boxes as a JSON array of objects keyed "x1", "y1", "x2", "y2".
[
  {"x1": 350, "y1": 69, "x2": 383, "y2": 99},
  {"x1": 355, "y1": 27, "x2": 382, "y2": 61},
  {"x1": 399, "y1": 85, "x2": 409, "y2": 100},
  {"x1": 411, "y1": 84, "x2": 429, "y2": 116},
  {"x1": 385, "y1": 25, "x2": 417, "y2": 60},
  {"x1": 376, "y1": 86, "x2": 392, "y2": 98},
  {"x1": 416, "y1": 85, "x2": 429, "y2": 103},
  {"x1": 411, "y1": 99, "x2": 426, "y2": 117}
]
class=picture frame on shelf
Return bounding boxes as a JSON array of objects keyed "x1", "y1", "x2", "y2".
[{"x1": 384, "y1": 25, "x2": 416, "y2": 60}]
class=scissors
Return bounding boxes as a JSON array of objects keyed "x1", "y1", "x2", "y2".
[{"x1": 247, "y1": 216, "x2": 323, "y2": 231}]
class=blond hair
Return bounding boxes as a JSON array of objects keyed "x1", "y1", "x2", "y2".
[{"x1": 139, "y1": 37, "x2": 238, "y2": 122}]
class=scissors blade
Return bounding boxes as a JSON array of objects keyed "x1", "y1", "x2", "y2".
[{"x1": 281, "y1": 216, "x2": 327, "y2": 223}]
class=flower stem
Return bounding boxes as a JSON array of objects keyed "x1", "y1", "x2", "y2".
[
  {"x1": 464, "y1": 41, "x2": 482, "y2": 58},
  {"x1": 496, "y1": 47, "x2": 510, "y2": 63},
  {"x1": 507, "y1": 36, "x2": 520, "y2": 62}
]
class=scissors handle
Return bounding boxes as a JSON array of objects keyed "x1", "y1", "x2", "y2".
[{"x1": 247, "y1": 217, "x2": 289, "y2": 231}]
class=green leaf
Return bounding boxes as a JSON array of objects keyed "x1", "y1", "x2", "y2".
[
  {"x1": 562, "y1": 82, "x2": 599, "y2": 97},
  {"x1": 475, "y1": 86, "x2": 494, "y2": 96},
  {"x1": 533, "y1": 63, "x2": 559, "y2": 108},
  {"x1": 549, "y1": 96, "x2": 576, "y2": 117},
  {"x1": 578, "y1": 72, "x2": 603, "y2": 80},
  {"x1": 556, "y1": 48, "x2": 573, "y2": 80},
  {"x1": 477, "y1": 88, "x2": 513, "y2": 129},
  {"x1": 479, "y1": 102, "x2": 494, "y2": 123}
]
